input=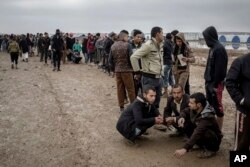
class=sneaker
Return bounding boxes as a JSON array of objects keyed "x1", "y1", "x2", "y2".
[
  {"x1": 197, "y1": 150, "x2": 216, "y2": 159},
  {"x1": 57, "y1": 69, "x2": 61, "y2": 71},
  {"x1": 123, "y1": 138, "x2": 136, "y2": 146},
  {"x1": 53, "y1": 68, "x2": 56, "y2": 71},
  {"x1": 11, "y1": 64, "x2": 14, "y2": 69}
]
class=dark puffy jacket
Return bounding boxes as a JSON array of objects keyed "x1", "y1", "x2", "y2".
[
  {"x1": 226, "y1": 53, "x2": 250, "y2": 114},
  {"x1": 19, "y1": 39, "x2": 29, "y2": 53},
  {"x1": 52, "y1": 35, "x2": 64, "y2": 51},
  {"x1": 203, "y1": 26, "x2": 228, "y2": 88}
]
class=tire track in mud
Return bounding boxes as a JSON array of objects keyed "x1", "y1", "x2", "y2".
[{"x1": 41, "y1": 70, "x2": 93, "y2": 166}]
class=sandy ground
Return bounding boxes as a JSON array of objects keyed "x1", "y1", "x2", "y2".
[{"x1": 0, "y1": 50, "x2": 242, "y2": 167}]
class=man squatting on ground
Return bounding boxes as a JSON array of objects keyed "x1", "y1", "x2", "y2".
[
  {"x1": 116, "y1": 86, "x2": 163, "y2": 143},
  {"x1": 163, "y1": 84, "x2": 190, "y2": 137},
  {"x1": 174, "y1": 92, "x2": 223, "y2": 159}
]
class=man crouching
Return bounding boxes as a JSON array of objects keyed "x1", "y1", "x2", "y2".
[
  {"x1": 116, "y1": 86, "x2": 163, "y2": 144},
  {"x1": 174, "y1": 92, "x2": 223, "y2": 159}
]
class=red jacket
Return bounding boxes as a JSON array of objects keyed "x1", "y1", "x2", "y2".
[{"x1": 87, "y1": 39, "x2": 95, "y2": 53}]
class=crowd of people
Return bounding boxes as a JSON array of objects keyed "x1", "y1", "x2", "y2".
[{"x1": 1, "y1": 25, "x2": 249, "y2": 159}]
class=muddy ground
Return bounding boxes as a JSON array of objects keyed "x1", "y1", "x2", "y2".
[{"x1": 0, "y1": 50, "x2": 248, "y2": 167}]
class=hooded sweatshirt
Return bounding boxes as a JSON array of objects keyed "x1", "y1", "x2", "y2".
[
  {"x1": 173, "y1": 32, "x2": 195, "y2": 72},
  {"x1": 203, "y1": 26, "x2": 228, "y2": 88}
]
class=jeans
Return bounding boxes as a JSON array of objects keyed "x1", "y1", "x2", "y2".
[
  {"x1": 85, "y1": 53, "x2": 94, "y2": 64},
  {"x1": 163, "y1": 64, "x2": 175, "y2": 88}
]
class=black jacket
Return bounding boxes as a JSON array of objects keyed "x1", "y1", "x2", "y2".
[
  {"x1": 226, "y1": 53, "x2": 250, "y2": 114},
  {"x1": 52, "y1": 35, "x2": 64, "y2": 51},
  {"x1": 203, "y1": 26, "x2": 228, "y2": 88},
  {"x1": 66, "y1": 37, "x2": 75, "y2": 50},
  {"x1": 104, "y1": 38, "x2": 114, "y2": 56},
  {"x1": 44, "y1": 37, "x2": 50, "y2": 50},
  {"x1": 163, "y1": 94, "x2": 190, "y2": 123},
  {"x1": 19, "y1": 39, "x2": 29, "y2": 53},
  {"x1": 163, "y1": 39, "x2": 173, "y2": 65},
  {"x1": 116, "y1": 96, "x2": 160, "y2": 140},
  {"x1": 178, "y1": 103, "x2": 222, "y2": 151},
  {"x1": 38, "y1": 37, "x2": 45, "y2": 50}
]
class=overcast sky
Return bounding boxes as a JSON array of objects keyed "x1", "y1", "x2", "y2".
[{"x1": 0, "y1": 0, "x2": 249, "y2": 34}]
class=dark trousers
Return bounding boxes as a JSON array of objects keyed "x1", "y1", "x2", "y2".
[
  {"x1": 44, "y1": 49, "x2": 49, "y2": 63},
  {"x1": 53, "y1": 50, "x2": 62, "y2": 69},
  {"x1": 10, "y1": 52, "x2": 19, "y2": 64},
  {"x1": 196, "y1": 130, "x2": 221, "y2": 152},
  {"x1": 234, "y1": 111, "x2": 250, "y2": 151},
  {"x1": 186, "y1": 125, "x2": 221, "y2": 152},
  {"x1": 205, "y1": 82, "x2": 224, "y2": 117},
  {"x1": 40, "y1": 49, "x2": 45, "y2": 61},
  {"x1": 185, "y1": 77, "x2": 190, "y2": 95},
  {"x1": 141, "y1": 76, "x2": 162, "y2": 109}
]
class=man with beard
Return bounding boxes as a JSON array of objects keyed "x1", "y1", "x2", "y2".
[
  {"x1": 116, "y1": 86, "x2": 163, "y2": 143},
  {"x1": 174, "y1": 92, "x2": 222, "y2": 159}
]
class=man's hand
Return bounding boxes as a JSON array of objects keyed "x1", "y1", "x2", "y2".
[
  {"x1": 155, "y1": 115, "x2": 163, "y2": 124},
  {"x1": 165, "y1": 117, "x2": 175, "y2": 126},
  {"x1": 181, "y1": 57, "x2": 189, "y2": 62},
  {"x1": 178, "y1": 118, "x2": 185, "y2": 128},
  {"x1": 174, "y1": 148, "x2": 187, "y2": 158},
  {"x1": 134, "y1": 74, "x2": 141, "y2": 81}
]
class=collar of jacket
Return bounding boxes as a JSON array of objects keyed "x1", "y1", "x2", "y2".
[
  {"x1": 137, "y1": 96, "x2": 150, "y2": 105},
  {"x1": 151, "y1": 37, "x2": 163, "y2": 48}
]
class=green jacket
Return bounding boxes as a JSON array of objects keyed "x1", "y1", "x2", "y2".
[
  {"x1": 130, "y1": 38, "x2": 164, "y2": 76},
  {"x1": 8, "y1": 41, "x2": 20, "y2": 53},
  {"x1": 73, "y1": 43, "x2": 82, "y2": 52}
]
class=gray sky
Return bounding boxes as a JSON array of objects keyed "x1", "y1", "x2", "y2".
[{"x1": 0, "y1": 0, "x2": 249, "y2": 34}]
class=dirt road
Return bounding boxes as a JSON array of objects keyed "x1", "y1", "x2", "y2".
[{"x1": 0, "y1": 52, "x2": 236, "y2": 167}]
